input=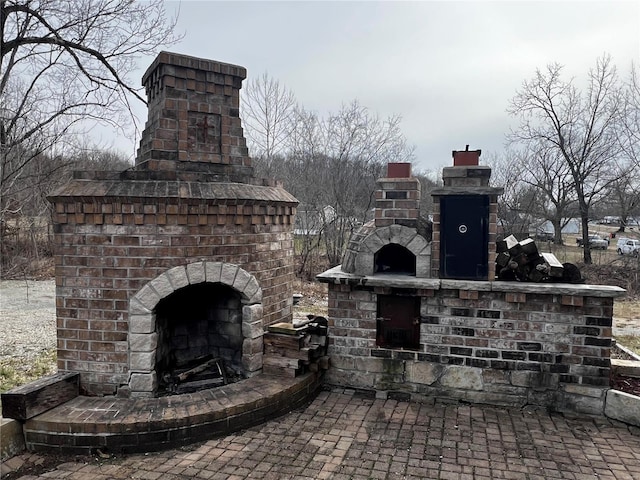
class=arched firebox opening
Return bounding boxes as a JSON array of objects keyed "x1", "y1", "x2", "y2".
[
  {"x1": 375, "y1": 244, "x2": 416, "y2": 275},
  {"x1": 155, "y1": 282, "x2": 243, "y2": 395}
]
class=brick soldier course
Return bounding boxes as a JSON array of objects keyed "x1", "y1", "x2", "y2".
[{"x1": 4, "y1": 390, "x2": 640, "y2": 479}]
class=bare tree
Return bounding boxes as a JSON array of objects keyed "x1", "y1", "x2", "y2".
[
  {"x1": 508, "y1": 56, "x2": 624, "y2": 263},
  {"x1": 520, "y1": 144, "x2": 578, "y2": 244},
  {"x1": 488, "y1": 150, "x2": 537, "y2": 239},
  {"x1": 606, "y1": 162, "x2": 640, "y2": 232},
  {"x1": 1, "y1": 0, "x2": 179, "y2": 220},
  {"x1": 241, "y1": 72, "x2": 296, "y2": 159}
]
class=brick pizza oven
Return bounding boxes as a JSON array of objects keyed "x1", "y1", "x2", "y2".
[
  {"x1": 319, "y1": 151, "x2": 626, "y2": 415},
  {"x1": 48, "y1": 52, "x2": 298, "y2": 397}
]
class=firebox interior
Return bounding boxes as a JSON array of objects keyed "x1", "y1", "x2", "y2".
[
  {"x1": 154, "y1": 282, "x2": 243, "y2": 390},
  {"x1": 375, "y1": 244, "x2": 416, "y2": 275}
]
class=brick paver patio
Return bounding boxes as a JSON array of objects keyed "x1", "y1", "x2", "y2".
[{"x1": 6, "y1": 389, "x2": 640, "y2": 479}]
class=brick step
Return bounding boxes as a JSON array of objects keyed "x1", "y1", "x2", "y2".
[{"x1": 22, "y1": 372, "x2": 323, "y2": 455}]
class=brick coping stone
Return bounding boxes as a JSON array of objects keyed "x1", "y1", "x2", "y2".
[{"x1": 22, "y1": 372, "x2": 323, "y2": 455}]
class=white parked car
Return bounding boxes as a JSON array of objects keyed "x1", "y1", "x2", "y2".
[{"x1": 616, "y1": 237, "x2": 640, "y2": 256}]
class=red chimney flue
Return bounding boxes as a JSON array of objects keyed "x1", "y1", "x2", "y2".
[
  {"x1": 452, "y1": 145, "x2": 481, "y2": 166},
  {"x1": 387, "y1": 162, "x2": 412, "y2": 178}
]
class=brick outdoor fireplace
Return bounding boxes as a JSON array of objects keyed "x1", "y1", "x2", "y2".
[
  {"x1": 48, "y1": 52, "x2": 298, "y2": 397},
  {"x1": 318, "y1": 151, "x2": 625, "y2": 415}
]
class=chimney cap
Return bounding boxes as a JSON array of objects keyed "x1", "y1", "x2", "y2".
[{"x1": 452, "y1": 147, "x2": 481, "y2": 166}]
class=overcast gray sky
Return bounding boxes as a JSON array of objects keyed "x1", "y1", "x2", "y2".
[{"x1": 108, "y1": 0, "x2": 640, "y2": 173}]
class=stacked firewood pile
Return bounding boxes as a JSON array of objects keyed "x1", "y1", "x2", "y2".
[
  {"x1": 496, "y1": 235, "x2": 582, "y2": 283},
  {"x1": 263, "y1": 315, "x2": 330, "y2": 377}
]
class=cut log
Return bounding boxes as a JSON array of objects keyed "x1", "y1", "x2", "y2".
[
  {"x1": 263, "y1": 332, "x2": 309, "y2": 349},
  {"x1": 174, "y1": 377, "x2": 225, "y2": 394},
  {"x1": 263, "y1": 356, "x2": 301, "y2": 369},
  {"x1": 541, "y1": 252, "x2": 564, "y2": 277},
  {"x1": 267, "y1": 322, "x2": 307, "y2": 335},
  {"x1": 519, "y1": 238, "x2": 539, "y2": 255},
  {"x1": 175, "y1": 358, "x2": 221, "y2": 383}
]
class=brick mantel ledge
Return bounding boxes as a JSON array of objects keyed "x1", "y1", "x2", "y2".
[{"x1": 317, "y1": 265, "x2": 626, "y2": 298}]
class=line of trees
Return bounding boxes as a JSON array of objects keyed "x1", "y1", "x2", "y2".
[
  {"x1": 1, "y1": 0, "x2": 179, "y2": 223},
  {"x1": 3, "y1": 3, "x2": 639, "y2": 276},
  {"x1": 240, "y1": 74, "x2": 429, "y2": 277},
  {"x1": 496, "y1": 55, "x2": 640, "y2": 264}
]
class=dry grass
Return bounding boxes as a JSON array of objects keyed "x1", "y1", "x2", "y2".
[
  {"x1": 0, "y1": 348, "x2": 57, "y2": 393},
  {"x1": 615, "y1": 336, "x2": 640, "y2": 356}
]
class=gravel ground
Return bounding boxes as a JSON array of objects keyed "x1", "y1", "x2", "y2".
[{"x1": 0, "y1": 280, "x2": 56, "y2": 363}]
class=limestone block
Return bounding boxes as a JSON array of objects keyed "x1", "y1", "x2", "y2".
[
  {"x1": 205, "y1": 262, "x2": 223, "y2": 283},
  {"x1": 511, "y1": 371, "x2": 535, "y2": 387},
  {"x1": 150, "y1": 274, "x2": 173, "y2": 299},
  {"x1": 129, "y1": 372, "x2": 157, "y2": 393},
  {"x1": 186, "y1": 261, "x2": 206, "y2": 285},
  {"x1": 563, "y1": 383, "x2": 606, "y2": 398},
  {"x1": 243, "y1": 303, "x2": 263, "y2": 323},
  {"x1": 220, "y1": 263, "x2": 239, "y2": 285},
  {"x1": 242, "y1": 337, "x2": 264, "y2": 355},
  {"x1": 354, "y1": 357, "x2": 387, "y2": 374},
  {"x1": 242, "y1": 353, "x2": 263, "y2": 372},
  {"x1": 354, "y1": 252, "x2": 374, "y2": 276},
  {"x1": 133, "y1": 285, "x2": 160, "y2": 312},
  {"x1": 416, "y1": 254, "x2": 432, "y2": 278},
  {"x1": 129, "y1": 352, "x2": 155, "y2": 372},
  {"x1": 440, "y1": 366, "x2": 483, "y2": 391},
  {"x1": 243, "y1": 277, "x2": 262, "y2": 304},
  {"x1": 129, "y1": 333, "x2": 158, "y2": 353},
  {"x1": 406, "y1": 234, "x2": 428, "y2": 254},
  {"x1": 605, "y1": 390, "x2": 640, "y2": 427},
  {"x1": 242, "y1": 319, "x2": 263, "y2": 340},
  {"x1": 363, "y1": 231, "x2": 385, "y2": 253},
  {"x1": 129, "y1": 314, "x2": 154, "y2": 334},
  {"x1": 406, "y1": 362, "x2": 441, "y2": 385},
  {"x1": 483, "y1": 369, "x2": 510, "y2": 385},
  {"x1": 233, "y1": 268, "x2": 252, "y2": 292},
  {"x1": 326, "y1": 368, "x2": 375, "y2": 389},
  {"x1": 166, "y1": 265, "x2": 189, "y2": 290},
  {"x1": 561, "y1": 391, "x2": 605, "y2": 416}
]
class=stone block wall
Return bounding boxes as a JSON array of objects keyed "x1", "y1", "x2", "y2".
[
  {"x1": 49, "y1": 182, "x2": 297, "y2": 395},
  {"x1": 317, "y1": 270, "x2": 625, "y2": 415}
]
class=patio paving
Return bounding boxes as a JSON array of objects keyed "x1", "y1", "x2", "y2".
[{"x1": 4, "y1": 388, "x2": 640, "y2": 480}]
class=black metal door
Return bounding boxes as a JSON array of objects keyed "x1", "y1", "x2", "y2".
[
  {"x1": 376, "y1": 295, "x2": 420, "y2": 350},
  {"x1": 440, "y1": 195, "x2": 489, "y2": 280}
]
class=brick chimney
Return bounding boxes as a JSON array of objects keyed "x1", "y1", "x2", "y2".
[
  {"x1": 430, "y1": 147, "x2": 503, "y2": 280},
  {"x1": 374, "y1": 163, "x2": 421, "y2": 228},
  {"x1": 135, "y1": 52, "x2": 252, "y2": 180}
]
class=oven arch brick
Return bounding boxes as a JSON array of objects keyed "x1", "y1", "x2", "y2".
[{"x1": 344, "y1": 224, "x2": 432, "y2": 277}]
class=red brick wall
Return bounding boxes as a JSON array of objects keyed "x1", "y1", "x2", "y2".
[
  {"x1": 52, "y1": 196, "x2": 295, "y2": 395},
  {"x1": 322, "y1": 280, "x2": 620, "y2": 415}
]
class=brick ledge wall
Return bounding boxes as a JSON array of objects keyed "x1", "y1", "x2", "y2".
[{"x1": 317, "y1": 268, "x2": 626, "y2": 415}]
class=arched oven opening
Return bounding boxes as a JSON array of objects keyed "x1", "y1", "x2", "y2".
[
  {"x1": 375, "y1": 244, "x2": 416, "y2": 275},
  {"x1": 155, "y1": 282, "x2": 244, "y2": 395}
]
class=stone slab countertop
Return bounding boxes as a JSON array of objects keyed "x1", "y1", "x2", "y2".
[{"x1": 317, "y1": 265, "x2": 626, "y2": 298}]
